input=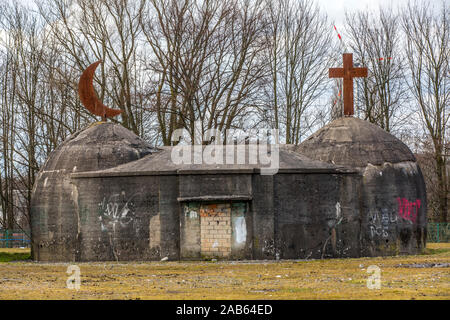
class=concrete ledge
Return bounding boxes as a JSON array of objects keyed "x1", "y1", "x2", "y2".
[
  {"x1": 71, "y1": 167, "x2": 356, "y2": 179},
  {"x1": 177, "y1": 195, "x2": 253, "y2": 202}
]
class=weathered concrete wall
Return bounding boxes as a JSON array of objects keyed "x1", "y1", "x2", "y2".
[
  {"x1": 273, "y1": 173, "x2": 362, "y2": 259},
  {"x1": 70, "y1": 165, "x2": 423, "y2": 262},
  {"x1": 251, "y1": 175, "x2": 275, "y2": 259},
  {"x1": 178, "y1": 174, "x2": 252, "y2": 200},
  {"x1": 230, "y1": 202, "x2": 252, "y2": 259},
  {"x1": 158, "y1": 176, "x2": 180, "y2": 260},
  {"x1": 75, "y1": 177, "x2": 159, "y2": 261},
  {"x1": 180, "y1": 202, "x2": 201, "y2": 259},
  {"x1": 72, "y1": 175, "x2": 179, "y2": 261},
  {"x1": 55, "y1": 169, "x2": 362, "y2": 262},
  {"x1": 179, "y1": 171, "x2": 361, "y2": 261},
  {"x1": 360, "y1": 162, "x2": 427, "y2": 256},
  {"x1": 31, "y1": 123, "x2": 153, "y2": 261}
]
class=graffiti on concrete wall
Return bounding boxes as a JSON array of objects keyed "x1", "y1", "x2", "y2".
[
  {"x1": 369, "y1": 209, "x2": 397, "y2": 239},
  {"x1": 397, "y1": 198, "x2": 420, "y2": 223},
  {"x1": 98, "y1": 193, "x2": 137, "y2": 232},
  {"x1": 368, "y1": 197, "x2": 422, "y2": 240},
  {"x1": 262, "y1": 239, "x2": 276, "y2": 256},
  {"x1": 97, "y1": 192, "x2": 139, "y2": 261}
]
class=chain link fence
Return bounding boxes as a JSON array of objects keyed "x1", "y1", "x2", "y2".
[
  {"x1": 427, "y1": 223, "x2": 450, "y2": 243},
  {"x1": 0, "y1": 230, "x2": 31, "y2": 248}
]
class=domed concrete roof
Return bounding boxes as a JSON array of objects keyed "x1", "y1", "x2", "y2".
[
  {"x1": 296, "y1": 117, "x2": 416, "y2": 168},
  {"x1": 40, "y1": 122, "x2": 153, "y2": 173}
]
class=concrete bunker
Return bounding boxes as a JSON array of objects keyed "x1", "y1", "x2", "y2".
[{"x1": 30, "y1": 118, "x2": 427, "y2": 262}]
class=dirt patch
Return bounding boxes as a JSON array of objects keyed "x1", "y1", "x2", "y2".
[
  {"x1": 0, "y1": 243, "x2": 448, "y2": 300},
  {"x1": 395, "y1": 263, "x2": 450, "y2": 268}
]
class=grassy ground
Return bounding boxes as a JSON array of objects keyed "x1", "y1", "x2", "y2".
[
  {"x1": 0, "y1": 248, "x2": 31, "y2": 262},
  {"x1": 0, "y1": 243, "x2": 448, "y2": 300}
]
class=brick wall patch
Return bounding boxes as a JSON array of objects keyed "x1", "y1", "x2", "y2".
[{"x1": 200, "y1": 203, "x2": 232, "y2": 258}]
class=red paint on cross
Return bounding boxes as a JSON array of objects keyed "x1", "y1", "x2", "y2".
[{"x1": 329, "y1": 53, "x2": 368, "y2": 116}]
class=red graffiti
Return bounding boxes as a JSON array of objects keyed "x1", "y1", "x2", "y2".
[{"x1": 397, "y1": 198, "x2": 421, "y2": 223}]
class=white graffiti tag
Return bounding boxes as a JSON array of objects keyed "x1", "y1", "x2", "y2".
[
  {"x1": 368, "y1": 209, "x2": 397, "y2": 238},
  {"x1": 98, "y1": 194, "x2": 136, "y2": 232}
]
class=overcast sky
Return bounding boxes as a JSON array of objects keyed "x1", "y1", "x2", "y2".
[
  {"x1": 17, "y1": 0, "x2": 444, "y2": 20},
  {"x1": 319, "y1": 0, "x2": 444, "y2": 26},
  {"x1": 320, "y1": 0, "x2": 399, "y2": 24},
  {"x1": 17, "y1": 0, "x2": 444, "y2": 25}
]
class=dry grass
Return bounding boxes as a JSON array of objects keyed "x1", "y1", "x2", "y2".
[{"x1": 0, "y1": 243, "x2": 448, "y2": 300}]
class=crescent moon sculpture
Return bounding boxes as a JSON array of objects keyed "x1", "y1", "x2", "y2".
[{"x1": 78, "y1": 60, "x2": 123, "y2": 121}]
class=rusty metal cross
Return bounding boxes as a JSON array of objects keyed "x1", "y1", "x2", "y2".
[{"x1": 329, "y1": 53, "x2": 367, "y2": 116}]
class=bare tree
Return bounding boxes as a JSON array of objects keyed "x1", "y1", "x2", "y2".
[
  {"x1": 0, "y1": 1, "x2": 49, "y2": 233},
  {"x1": 345, "y1": 7, "x2": 409, "y2": 133},
  {"x1": 141, "y1": 0, "x2": 268, "y2": 145},
  {"x1": 37, "y1": 0, "x2": 147, "y2": 135},
  {"x1": 0, "y1": 45, "x2": 17, "y2": 231},
  {"x1": 262, "y1": 0, "x2": 333, "y2": 144},
  {"x1": 401, "y1": 1, "x2": 449, "y2": 222},
  {"x1": 330, "y1": 79, "x2": 343, "y2": 120}
]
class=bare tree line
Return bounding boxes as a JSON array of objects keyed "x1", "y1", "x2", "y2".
[
  {"x1": 345, "y1": 8, "x2": 409, "y2": 132},
  {"x1": 0, "y1": 0, "x2": 448, "y2": 234},
  {"x1": 401, "y1": 2, "x2": 449, "y2": 223}
]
